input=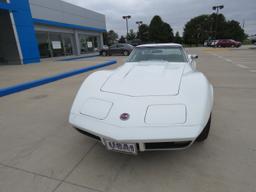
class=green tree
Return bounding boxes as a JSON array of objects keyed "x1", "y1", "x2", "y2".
[
  {"x1": 103, "y1": 30, "x2": 118, "y2": 45},
  {"x1": 126, "y1": 29, "x2": 136, "y2": 41},
  {"x1": 161, "y1": 22, "x2": 174, "y2": 42},
  {"x1": 183, "y1": 15, "x2": 212, "y2": 45},
  {"x1": 118, "y1": 36, "x2": 126, "y2": 43},
  {"x1": 223, "y1": 20, "x2": 246, "y2": 41},
  {"x1": 183, "y1": 14, "x2": 246, "y2": 45},
  {"x1": 211, "y1": 13, "x2": 227, "y2": 40},
  {"x1": 137, "y1": 24, "x2": 150, "y2": 42},
  {"x1": 149, "y1": 15, "x2": 164, "y2": 43},
  {"x1": 174, "y1": 32, "x2": 183, "y2": 44},
  {"x1": 149, "y1": 15, "x2": 174, "y2": 43}
]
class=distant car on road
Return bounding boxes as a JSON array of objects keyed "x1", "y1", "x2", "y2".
[
  {"x1": 128, "y1": 39, "x2": 142, "y2": 46},
  {"x1": 215, "y1": 39, "x2": 241, "y2": 48},
  {"x1": 100, "y1": 43, "x2": 134, "y2": 56},
  {"x1": 102, "y1": 45, "x2": 109, "y2": 50},
  {"x1": 210, "y1": 40, "x2": 219, "y2": 47},
  {"x1": 204, "y1": 40, "x2": 216, "y2": 47},
  {"x1": 204, "y1": 40, "x2": 213, "y2": 47},
  {"x1": 204, "y1": 40, "x2": 218, "y2": 47},
  {"x1": 248, "y1": 35, "x2": 256, "y2": 44}
]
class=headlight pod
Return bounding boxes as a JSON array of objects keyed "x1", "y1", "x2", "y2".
[
  {"x1": 80, "y1": 98, "x2": 113, "y2": 120},
  {"x1": 145, "y1": 104, "x2": 187, "y2": 125}
]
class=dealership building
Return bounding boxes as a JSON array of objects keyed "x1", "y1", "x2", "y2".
[{"x1": 0, "y1": 0, "x2": 106, "y2": 65}]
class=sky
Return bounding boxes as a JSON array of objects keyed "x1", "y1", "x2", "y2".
[{"x1": 63, "y1": 0, "x2": 256, "y2": 36}]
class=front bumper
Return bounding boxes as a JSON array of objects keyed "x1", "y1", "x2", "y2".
[{"x1": 70, "y1": 113, "x2": 204, "y2": 151}]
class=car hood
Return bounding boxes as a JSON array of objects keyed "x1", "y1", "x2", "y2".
[{"x1": 101, "y1": 61, "x2": 186, "y2": 96}]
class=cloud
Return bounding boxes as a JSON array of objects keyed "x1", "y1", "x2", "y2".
[{"x1": 63, "y1": 0, "x2": 256, "y2": 36}]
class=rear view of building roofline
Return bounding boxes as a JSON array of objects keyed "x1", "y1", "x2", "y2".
[{"x1": 0, "y1": 0, "x2": 106, "y2": 65}]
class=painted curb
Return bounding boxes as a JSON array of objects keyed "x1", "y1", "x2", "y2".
[
  {"x1": 0, "y1": 60, "x2": 117, "y2": 97},
  {"x1": 58, "y1": 54, "x2": 99, "y2": 61}
]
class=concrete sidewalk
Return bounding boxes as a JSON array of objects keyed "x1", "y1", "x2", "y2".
[{"x1": 0, "y1": 56, "x2": 125, "y2": 87}]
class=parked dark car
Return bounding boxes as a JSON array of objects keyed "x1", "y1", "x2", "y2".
[
  {"x1": 100, "y1": 43, "x2": 134, "y2": 56},
  {"x1": 128, "y1": 39, "x2": 142, "y2": 46},
  {"x1": 215, "y1": 39, "x2": 241, "y2": 48},
  {"x1": 204, "y1": 40, "x2": 213, "y2": 47},
  {"x1": 203, "y1": 40, "x2": 220, "y2": 47}
]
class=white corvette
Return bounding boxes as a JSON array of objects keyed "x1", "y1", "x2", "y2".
[{"x1": 69, "y1": 43, "x2": 214, "y2": 154}]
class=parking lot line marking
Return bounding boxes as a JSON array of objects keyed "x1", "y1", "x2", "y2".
[
  {"x1": 224, "y1": 58, "x2": 233, "y2": 63},
  {"x1": 0, "y1": 60, "x2": 117, "y2": 97},
  {"x1": 210, "y1": 53, "x2": 234, "y2": 64},
  {"x1": 250, "y1": 70, "x2": 256, "y2": 73},
  {"x1": 236, "y1": 64, "x2": 249, "y2": 69},
  {"x1": 203, "y1": 48, "x2": 229, "y2": 52},
  {"x1": 210, "y1": 53, "x2": 218, "y2": 57},
  {"x1": 236, "y1": 61, "x2": 254, "y2": 63}
]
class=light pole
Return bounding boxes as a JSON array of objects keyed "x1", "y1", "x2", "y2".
[
  {"x1": 136, "y1": 21, "x2": 143, "y2": 40},
  {"x1": 212, "y1": 5, "x2": 224, "y2": 40},
  {"x1": 136, "y1": 21, "x2": 143, "y2": 28},
  {"x1": 212, "y1": 5, "x2": 224, "y2": 14},
  {"x1": 122, "y1": 15, "x2": 131, "y2": 37}
]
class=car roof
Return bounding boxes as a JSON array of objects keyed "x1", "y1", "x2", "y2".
[
  {"x1": 137, "y1": 43, "x2": 182, "y2": 48},
  {"x1": 116, "y1": 43, "x2": 131, "y2": 45}
]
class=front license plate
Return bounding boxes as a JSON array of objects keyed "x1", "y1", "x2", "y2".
[{"x1": 105, "y1": 140, "x2": 137, "y2": 155}]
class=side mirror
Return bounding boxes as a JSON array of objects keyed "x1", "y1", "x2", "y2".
[
  {"x1": 188, "y1": 54, "x2": 197, "y2": 70},
  {"x1": 190, "y1": 54, "x2": 198, "y2": 59}
]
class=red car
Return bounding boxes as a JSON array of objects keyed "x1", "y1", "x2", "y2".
[{"x1": 215, "y1": 39, "x2": 241, "y2": 48}]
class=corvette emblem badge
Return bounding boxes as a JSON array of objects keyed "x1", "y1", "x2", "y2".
[{"x1": 120, "y1": 113, "x2": 130, "y2": 121}]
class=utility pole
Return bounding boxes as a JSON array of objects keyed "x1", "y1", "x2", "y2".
[
  {"x1": 122, "y1": 15, "x2": 131, "y2": 37},
  {"x1": 212, "y1": 5, "x2": 224, "y2": 40}
]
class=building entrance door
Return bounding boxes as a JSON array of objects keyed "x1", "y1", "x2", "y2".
[
  {"x1": 0, "y1": 10, "x2": 21, "y2": 64},
  {"x1": 62, "y1": 34, "x2": 74, "y2": 56}
]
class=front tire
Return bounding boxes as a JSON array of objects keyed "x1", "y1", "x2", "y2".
[
  {"x1": 102, "y1": 51, "x2": 107, "y2": 56},
  {"x1": 123, "y1": 50, "x2": 129, "y2": 56},
  {"x1": 196, "y1": 114, "x2": 211, "y2": 142}
]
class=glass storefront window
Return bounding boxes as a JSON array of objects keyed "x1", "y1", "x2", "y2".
[
  {"x1": 62, "y1": 34, "x2": 74, "y2": 56},
  {"x1": 36, "y1": 31, "x2": 75, "y2": 58},
  {"x1": 79, "y1": 34, "x2": 88, "y2": 54},
  {"x1": 79, "y1": 34, "x2": 99, "y2": 54},
  {"x1": 36, "y1": 31, "x2": 51, "y2": 58},
  {"x1": 49, "y1": 33, "x2": 64, "y2": 57},
  {"x1": 36, "y1": 31, "x2": 100, "y2": 58}
]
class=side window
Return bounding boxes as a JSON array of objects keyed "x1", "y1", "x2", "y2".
[
  {"x1": 110, "y1": 45, "x2": 116, "y2": 49},
  {"x1": 118, "y1": 45, "x2": 124, "y2": 48}
]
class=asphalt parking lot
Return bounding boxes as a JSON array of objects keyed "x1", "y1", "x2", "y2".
[{"x1": 0, "y1": 47, "x2": 256, "y2": 192}]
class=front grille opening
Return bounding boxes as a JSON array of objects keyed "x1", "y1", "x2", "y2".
[
  {"x1": 145, "y1": 141, "x2": 191, "y2": 150},
  {"x1": 74, "y1": 127, "x2": 101, "y2": 141}
]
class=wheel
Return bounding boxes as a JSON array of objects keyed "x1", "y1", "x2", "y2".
[
  {"x1": 196, "y1": 114, "x2": 211, "y2": 142},
  {"x1": 102, "y1": 51, "x2": 107, "y2": 56},
  {"x1": 123, "y1": 50, "x2": 129, "y2": 56}
]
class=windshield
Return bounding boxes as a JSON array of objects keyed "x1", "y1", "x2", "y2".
[{"x1": 126, "y1": 46, "x2": 187, "y2": 63}]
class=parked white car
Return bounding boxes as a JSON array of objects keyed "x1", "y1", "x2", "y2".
[{"x1": 69, "y1": 43, "x2": 214, "y2": 154}]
